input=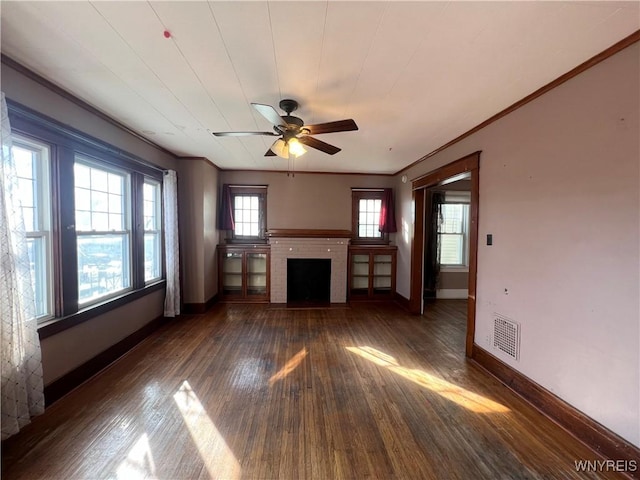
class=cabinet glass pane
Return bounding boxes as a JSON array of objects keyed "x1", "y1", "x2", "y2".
[
  {"x1": 247, "y1": 272, "x2": 267, "y2": 295},
  {"x1": 247, "y1": 253, "x2": 267, "y2": 274},
  {"x1": 223, "y1": 253, "x2": 243, "y2": 274},
  {"x1": 352, "y1": 277, "x2": 369, "y2": 290},
  {"x1": 352, "y1": 254, "x2": 369, "y2": 276},
  {"x1": 373, "y1": 276, "x2": 391, "y2": 289}
]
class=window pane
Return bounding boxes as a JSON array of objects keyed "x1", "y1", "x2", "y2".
[
  {"x1": 75, "y1": 187, "x2": 91, "y2": 210},
  {"x1": 93, "y1": 212, "x2": 109, "y2": 231},
  {"x1": 22, "y1": 207, "x2": 35, "y2": 232},
  {"x1": 440, "y1": 234, "x2": 463, "y2": 265},
  {"x1": 233, "y1": 194, "x2": 262, "y2": 238},
  {"x1": 74, "y1": 163, "x2": 91, "y2": 188},
  {"x1": 75, "y1": 162, "x2": 129, "y2": 233},
  {"x1": 108, "y1": 173, "x2": 123, "y2": 194},
  {"x1": 109, "y1": 194, "x2": 123, "y2": 214},
  {"x1": 91, "y1": 168, "x2": 109, "y2": 192},
  {"x1": 78, "y1": 234, "x2": 130, "y2": 303},
  {"x1": 13, "y1": 146, "x2": 33, "y2": 177},
  {"x1": 91, "y1": 191, "x2": 108, "y2": 213},
  {"x1": 357, "y1": 196, "x2": 382, "y2": 238},
  {"x1": 144, "y1": 233, "x2": 161, "y2": 281},
  {"x1": 26, "y1": 237, "x2": 47, "y2": 317}
]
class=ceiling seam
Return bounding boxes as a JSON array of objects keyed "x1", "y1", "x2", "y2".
[
  {"x1": 340, "y1": 1, "x2": 389, "y2": 119},
  {"x1": 309, "y1": 1, "x2": 329, "y2": 127},
  {"x1": 203, "y1": 2, "x2": 273, "y2": 162},
  {"x1": 266, "y1": 2, "x2": 282, "y2": 104},
  {"x1": 89, "y1": 2, "x2": 212, "y2": 152}
]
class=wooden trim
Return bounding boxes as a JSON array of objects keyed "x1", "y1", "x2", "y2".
[
  {"x1": 471, "y1": 345, "x2": 640, "y2": 476},
  {"x1": 43, "y1": 314, "x2": 172, "y2": 406},
  {"x1": 220, "y1": 168, "x2": 394, "y2": 176},
  {"x1": 393, "y1": 292, "x2": 411, "y2": 311},
  {"x1": 410, "y1": 152, "x2": 480, "y2": 356},
  {"x1": 412, "y1": 151, "x2": 480, "y2": 190},
  {"x1": 178, "y1": 156, "x2": 221, "y2": 171},
  {"x1": 2, "y1": 54, "x2": 177, "y2": 160},
  {"x1": 182, "y1": 293, "x2": 219, "y2": 314},
  {"x1": 409, "y1": 188, "x2": 424, "y2": 314},
  {"x1": 396, "y1": 30, "x2": 640, "y2": 176},
  {"x1": 267, "y1": 229, "x2": 352, "y2": 238},
  {"x1": 466, "y1": 162, "x2": 480, "y2": 357}
]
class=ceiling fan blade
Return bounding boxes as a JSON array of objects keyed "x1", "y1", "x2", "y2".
[
  {"x1": 252, "y1": 103, "x2": 286, "y2": 127},
  {"x1": 305, "y1": 119, "x2": 358, "y2": 135},
  {"x1": 212, "y1": 131, "x2": 277, "y2": 137},
  {"x1": 265, "y1": 148, "x2": 277, "y2": 157},
  {"x1": 299, "y1": 136, "x2": 341, "y2": 155}
]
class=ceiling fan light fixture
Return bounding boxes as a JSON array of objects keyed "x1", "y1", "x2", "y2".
[
  {"x1": 288, "y1": 138, "x2": 307, "y2": 158},
  {"x1": 270, "y1": 137, "x2": 307, "y2": 159},
  {"x1": 270, "y1": 138, "x2": 289, "y2": 159}
]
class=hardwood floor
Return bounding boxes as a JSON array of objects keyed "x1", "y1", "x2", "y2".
[{"x1": 2, "y1": 301, "x2": 621, "y2": 479}]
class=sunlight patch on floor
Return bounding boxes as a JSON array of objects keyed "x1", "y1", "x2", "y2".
[
  {"x1": 269, "y1": 347, "x2": 308, "y2": 385},
  {"x1": 346, "y1": 346, "x2": 509, "y2": 414},
  {"x1": 174, "y1": 380, "x2": 241, "y2": 480},
  {"x1": 116, "y1": 433, "x2": 157, "y2": 480}
]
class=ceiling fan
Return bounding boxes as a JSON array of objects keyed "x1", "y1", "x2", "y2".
[{"x1": 212, "y1": 99, "x2": 358, "y2": 159}]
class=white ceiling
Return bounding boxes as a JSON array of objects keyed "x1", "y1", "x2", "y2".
[{"x1": 1, "y1": 1, "x2": 638, "y2": 174}]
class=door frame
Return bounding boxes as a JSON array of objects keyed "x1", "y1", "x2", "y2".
[{"x1": 409, "y1": 151, "x2": 480, "y2": 357}]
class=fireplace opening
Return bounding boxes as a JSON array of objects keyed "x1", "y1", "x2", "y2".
[{"x1": 287, "y1": 258, "x2": 331, "y2": 306}]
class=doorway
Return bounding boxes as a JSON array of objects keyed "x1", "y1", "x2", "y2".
[{"x1": 409, "y1": 151, "x2": 480, "y2": 357}]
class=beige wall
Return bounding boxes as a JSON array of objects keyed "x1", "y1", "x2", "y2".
[
  {"x1": 396, "y1": 43, "x2": 640, "y2": 446},
  {"x1": 2, "y1": 63, "x2": 179, "y2": 385},
  {"x1": 177, "y1": 158, "x2": 219, "y2": 304},
  {"x1": 220, "y1": 170, "x2": 395, "y2": 231}
]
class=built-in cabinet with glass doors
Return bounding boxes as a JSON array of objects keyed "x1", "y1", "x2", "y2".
[
  {"x1": 348, "y1": 245, "x2": 397, "y2": 300},
  {"x1": 218, "y1": 245, "x2": 270, "y2": 302}
]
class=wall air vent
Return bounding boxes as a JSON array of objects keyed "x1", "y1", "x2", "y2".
[{"x1": 493, "y1": 314, "x2": 520, "y2": 361}]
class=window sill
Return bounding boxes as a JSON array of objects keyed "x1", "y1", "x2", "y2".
[
  {"x1": 38, "y1": 280, "x2": 166, "y2": 340},
  {"x1": 440, "y1": 266, "x2": 469, "y2": 273}
]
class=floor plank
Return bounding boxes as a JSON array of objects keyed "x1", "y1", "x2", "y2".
[{"x1": 1, "y1": 301, "x2": 623, "y2": 479}]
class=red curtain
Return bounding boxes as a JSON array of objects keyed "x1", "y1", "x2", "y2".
[
  {"x1": 379, "y1": 188, "x2": 397, "y2": 233},
  {"x1": 217, "y1": 184, "x2": 235, "y2": 230}
]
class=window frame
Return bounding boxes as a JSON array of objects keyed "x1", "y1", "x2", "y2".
[
  {"x1": 74, "y1": 156, "x2": 133, "y2": 306},
  {"x1": 438, "y1": 198, "x2": 470, "y2": 270},
  {"x1": 11, "y1": 134, "x2": 54, "y2": 321},
  {"x1": 143, "y1": 178, "x2": 163, "y2": 283},
  {"x1": 7, "y1": 98, "x2": 166, "y2": 338},
  {"x1": 351, "y1": 189, "x2": 389, "y2": 245},
  {"x1": 227, "y1": 185, "x2": 267, "y2": 244}
]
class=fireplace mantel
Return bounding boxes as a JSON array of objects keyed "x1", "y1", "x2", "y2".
[{"x1": 267, "y1": 229, "x2": 352, "y2": 239}]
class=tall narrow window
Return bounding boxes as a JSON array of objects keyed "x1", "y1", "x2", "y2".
[
  {"x1": 12, "y1": 136, "x2": 52, "y2": 319},
  {"x1": 438, "y1": 202, "x2": 469, "y2": 267},
  {"x1": 143, "y1": 180, "x2": 162, "y2": 282},
  {"x1": 74, "y1": 158, "x2": 131, "y2": 304}
]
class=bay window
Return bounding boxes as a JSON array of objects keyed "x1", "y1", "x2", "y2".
[{"x1": 7, "y1": 99, "x2": 166, "y2": 335}]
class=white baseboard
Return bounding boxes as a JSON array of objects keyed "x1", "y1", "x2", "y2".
[{"x1": 436, "y1": 288, "x2": 468, "y2": 299}]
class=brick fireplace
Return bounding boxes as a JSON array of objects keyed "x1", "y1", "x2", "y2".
[{"x1": 268, "y1": 230, "x2": 351, "y2": 304}]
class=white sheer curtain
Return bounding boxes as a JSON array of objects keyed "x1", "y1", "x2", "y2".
[
  {"x1": 1, "y1": 92, "x2": 45, "y2": 440},
  {"x1": 163, "y1": 170, "x2": 180, "y2": 317}
]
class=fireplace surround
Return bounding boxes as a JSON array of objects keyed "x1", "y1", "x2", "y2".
[{"x1": 268, "y1": 230, "x2": 350, "y2": 304}]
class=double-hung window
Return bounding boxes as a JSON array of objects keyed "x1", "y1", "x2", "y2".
[
  {"x1": 438, "y1": 192, "x2": 470, "y2": 268},
  {"x1": 143, "y1": 180, "x2": 162, "y2": 282},
  {"x1": 12, "y1": 136, "x2": 52, "y2": 319},
  {"x1": 74, "y1": 159, "x2": 131, "y2": 304}
]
